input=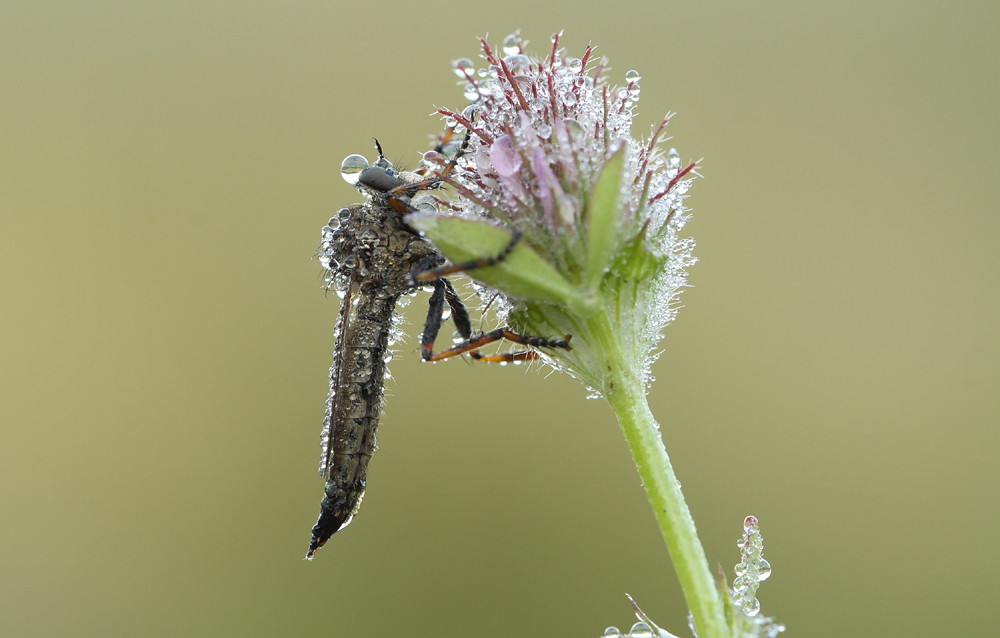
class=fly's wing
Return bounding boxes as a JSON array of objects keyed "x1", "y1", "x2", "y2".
[{"x1": 319, "y1": 267, "x2": 357, "y2": 479}]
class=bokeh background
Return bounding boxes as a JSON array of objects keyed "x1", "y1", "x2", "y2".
[{"x1": 2, "y1": 1, "x2": 997, "y2": 636}]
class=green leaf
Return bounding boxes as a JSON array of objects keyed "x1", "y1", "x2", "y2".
[
  {"x1": 407, "y1": 213, "x2": 591, "y2": 313},
  {"x1": 586, "y1": 143, "x2": 626, "y2": 288}
]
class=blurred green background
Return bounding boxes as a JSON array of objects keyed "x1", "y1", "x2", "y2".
[{"x1": 1, "y1": 1, "x2": 997, "y2": 636}]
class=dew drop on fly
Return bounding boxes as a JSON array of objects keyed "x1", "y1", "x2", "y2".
[{"x1": 341, "y1": 154, "x2": 369, "y2": 185}]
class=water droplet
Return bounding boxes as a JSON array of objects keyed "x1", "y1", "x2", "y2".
[
  {"x1": 563, "y1": 119, "x2": 584, "y2": 137},
  {"x1": 452, "y1": 333, "x2": 464, "y2": 344},
  {"x1": 340, "y1": 154, "x2": 368, "y2": 185},
  {"x1": 502, "y1": 34, "x2": 520, "y2": 56},
  {"x1": 550, "y1": 32, "x2": 560, "y2": 44},
  {"x1": 383, "y1": 352, "x2": 394, "y2": 364},
  {"x1": 445, "y1": 116, "x2": 457, "y2": 129},
  {"x1": 566, "y1": 57, "x2": 583, "y2": 73},
  {"x1": 629, "y1": 83, "x2": 641, "y2": 97},
  {"x1": 563, "y1": 91, "x2": 577, "y2": 106},
  {"x1": 440, "y1": 307, "x2": 452, "y2": 321},
  {"x1": 737, "y1": 539, "x2": 746, "y2": 548},
  {"x1": 745, "y1": 597, "x2": 761, "y2": 616},
  {"x1": 499, "y1": 361, "x2": 508, "y2": 367},
  {"x1": 735, "y1": 563, "x2": 746, "y2": 576},
  {"x1": 477, "y1": 67, "x2": 489, "y2": 78},
  {"x1": 625, "y1": 69, "x2": 642, "y2": 83},
  {"x1": 504, "y1": 54, "x2": 530, "y2": 74},
  {"x1": 422, "y1": 150, "x2": 446, "y2": 168},
  {"x1": 666, "y1": 148, "x2": 681, "y2": 177},
  {"x1": 617, "y1": 87, "x2": 628, "y2": 100},
  {"x1": 336, "y1": 290, "x2": 346, "y2": 299},
  {"x1": 757, "y1": 559, "x2": 771, "y2": 581},
  {"x1": 453, "y1": 58, "x2": 475, "y2": 78},
  {"x1": 462, "y1": 103, "x2": 482, "y2": 123},
  {"x1": 603, "y1": 627, "x2": 621, "y2": 638},
  {"x1": 464, "y1": 83, "x2": 479, "y2": 101},
  {"x1": 630, "y1": 622, "x2": 653, "y2": 638},
  {"x1": 744, "y1": 515, "x2": 758, "y2": 529},
  {"x1": 536, "y1": 123, "x2": 552, "y2": 139}
]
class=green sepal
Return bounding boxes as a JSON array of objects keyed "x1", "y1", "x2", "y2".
[
  {"x1": 586, "y1": 143, "x2": 626, "y2": 288},
  {"x1": 612, "y1": 221, "x2": 668, "y2": 285},
  {"x1": 406, "y1": 213, "x2": 591, "y2": 312}
]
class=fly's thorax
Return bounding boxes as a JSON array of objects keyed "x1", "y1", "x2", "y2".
[{"x1": 318, "y1": 200, "x2": 441, "y2": 294}]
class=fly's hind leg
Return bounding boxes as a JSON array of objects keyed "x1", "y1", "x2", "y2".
[
  {"x1": 417, "y1": 276, "x2": 569, "y2": 363},
  {"x1": 420, "y1": 278, "x2": 471, "y2": 361},
  {"x1": 424, "y1": 328, "x2": 571, "y2": 363}
]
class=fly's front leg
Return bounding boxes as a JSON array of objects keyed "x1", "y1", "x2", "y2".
[
  {"x1": 386, "y1": 131, "x2": 473, "y2": 217},
  {"x1": 408, "y1": 228, "x2": 522, "y2": 284}
]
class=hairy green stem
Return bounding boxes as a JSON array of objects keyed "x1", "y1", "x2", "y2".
[{"x1": 587, "y1": 313, "x2": 728, "y2": 638}]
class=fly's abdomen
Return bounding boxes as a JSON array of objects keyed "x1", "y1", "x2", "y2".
[{"x1": 308, "y1": 288, "x2": 396, "y2": 559}]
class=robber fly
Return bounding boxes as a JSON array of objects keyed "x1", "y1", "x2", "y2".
[{"x1": 306, "y1": 137, "x2": 570, "y2": 559}]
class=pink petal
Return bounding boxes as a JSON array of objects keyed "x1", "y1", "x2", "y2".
[{"x1": 489, "y1": 136, "x2": 522, "y2": 178}]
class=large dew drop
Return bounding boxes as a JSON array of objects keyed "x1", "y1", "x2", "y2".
[
  {"x1": 340, "y1": 154, "x2": 369, "y2": 185},
  {"x1": 453, "y1": 57, "x2": 475, "y2": 78},
  {"x1": 757, "y1": 558, "x2": 772, "y2": 581},
  {"x1": 629, "y1": 622, "x2": 653, "y2": 638},
  {"x1": 502, "y1": 34, "x2": 520, "y2": 56}
]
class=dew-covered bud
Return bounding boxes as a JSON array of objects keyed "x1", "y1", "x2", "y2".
[{"x1": 410, "y1": 32, "x2": 698, "y2": 393}]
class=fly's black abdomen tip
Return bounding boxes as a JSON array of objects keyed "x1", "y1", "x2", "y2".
[{"x1": 305, "y1": 510, "x2": 349, "y2": 559}]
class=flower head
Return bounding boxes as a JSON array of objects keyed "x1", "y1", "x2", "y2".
[{"x1": 409, "y1": 32, "x2": 698, "y2": 393}]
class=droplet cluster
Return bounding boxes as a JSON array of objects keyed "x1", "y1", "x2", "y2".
[
  {"x1": 601, "y1": 622, "x2": 655, "y2": 638},
  {"x1": 733, "y1": 515, "x2": 771, "y2": 616}
]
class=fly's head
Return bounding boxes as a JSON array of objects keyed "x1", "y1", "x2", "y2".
[
  {"x1": 340, "y1": 139, "x2": 440, "y2": 210},
  {"x1": 318, "y1": 139, "x2": 443, "y2": 293}
]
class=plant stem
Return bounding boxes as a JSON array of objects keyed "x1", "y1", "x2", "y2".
[{"x1": 588, "y1": 313, "x2": 728, "y2": 638}]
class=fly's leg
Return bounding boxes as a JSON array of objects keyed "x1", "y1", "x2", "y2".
[
  {"x1": 419, "y1": 278, "x2": 471, "y2": 361},
  {"x1": 408, "y1": 228, "x2": 522, "y2": 284},
  {"x1": 385, "y1": 131, "x2": 473, "y2": 216},
  {"x1": 417, "y1": 276, "x2": 565, "y2": 362},
  {"x1": 469, "y1": 350, "x2": 542, "y2": 363},
  {"x1": 423, "y1": 328, "x2": 571, "y2": 363}
]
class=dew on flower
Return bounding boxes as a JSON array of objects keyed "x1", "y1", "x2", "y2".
[
  {"x1": 502, "y1": 33, "x2": 521, "y2": 56},
  {"x1": 453, "y1": 57, "x2": 474, "y2": 77}
]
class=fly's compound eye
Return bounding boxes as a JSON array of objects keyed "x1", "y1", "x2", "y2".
[{"x1": 358, "y1": 166, "x2": 402, "y2": 193}]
